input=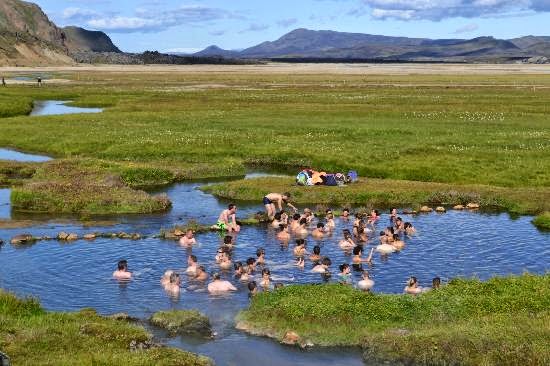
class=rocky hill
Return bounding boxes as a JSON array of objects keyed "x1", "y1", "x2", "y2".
[{"x1": 0, "y1": 0, "x2": 119, "y2": 65}]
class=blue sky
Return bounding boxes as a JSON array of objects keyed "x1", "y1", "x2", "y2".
[{"x1": 34, "y1": 0, "x2": 550, "y2": 53}]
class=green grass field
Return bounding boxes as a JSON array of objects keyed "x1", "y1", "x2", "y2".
[
  {"x1": 0, "y1": 70, "x2": 548, "y2": 215},
  {"x1": 0, "y1": 290, "x2": 212, "y2": 365},
  {"x1": 238, "y1": 274, "x2": 550, "y2": 365}
]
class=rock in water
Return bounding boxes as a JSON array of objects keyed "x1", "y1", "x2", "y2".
[
  {"x1": 466, "y1": 203, "x2": 480, "y2": 209},
  {"x1": 435, "y1": 206, "x2": 446, "y2": 213},
  {"x1": 83, "y1": 233, "x2": 96, "y2": 240},
  {"x1": 419, "y1": 206, "x2": 433, "y2": 213},
  {"x1": 57, "y1": 232, "x2": 69, "y2": 240},
  {"x1": 10, "y1": 233, "x2": 34, "y2": 245},
  {"x1": 453, "y1": 204, "x2": 465, "y2": 210},
  {"x1": 281, "y1": 331, "x2": 301, "y2": 345},
  {"x1": 150, "y1": 310, "x2": 213, "y2": 338},
  {"x1": 66, "y1": 233, "x2": 78, "y2": 241}
]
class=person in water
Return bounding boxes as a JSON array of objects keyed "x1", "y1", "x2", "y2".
[
  {"x1": 276, "y1": 224, "x2": 291, "y2": 242},
  {"x1": 341, "y1": 208, "x2": 350, "y2": 220},
  {"x1": 113, "y1": 260, "x2": 132, "y2": 280},
  {"x1": 309, "y1": 245, "x2": 321, "y2": 262},
  {"x1": 301, "y1": 208, "x2": 314, "y2": 224},
  {"x1": 263, "y1": 192, "x2": 297, "y2": 220},
  {"x1": 312, "y1": 257, "x2": 332, "y2": 273},
  {"x1": 222, "y1": 235, "x2": 234, "y2": 249},
  {"x1": 218, "y1": 251, "x2": 232, "y2": 270},
  {"x1": 357, "y1": 270, "x2": 374, "y2": 291},
  {"x1": 194, "y1": 265, "x2": 208, "y2": 281},
  {"x1": 160, "y1": 270, "x2": 174, "y2": 287},
  {"x1": 271, "y1": 212, "x2": 282, "y2": 228},
  {"x1": 404, "y1": 276, "x2": 422, "y2": 295},
  {"x1": 295, "y1": 257, "x2": 305, "y2": 268},
  {"x1": 352, "y1": 246, "x2": 374, "y2": 264},
  {"x1": 404, "y1": 222, "x2": 416, "y2": 235},
  {"x1": 208, "y1": 273, "x2": 237, "y2": 293},
  {"x1": 248, "y1": 281, "x2": 258, "y2": 298},
  {"x1": 339, "y1": 229, "x2": 355, "y2": 250},
  {"x1": 165, "y1": 272, "x2": 181, "y2": 295},
  {"x1": 391, "y1": 234, "x2": 405, "y2": 250},
  {"x1": 293, "y1": 238, "x2": 307, "y2": 256},
  {"x1": 338, "y1": 263, "x2": 352, "y2": 285},
  {"x1": 368, "y1": 209, "x2": 379, "y2": 224},
  {"x1": 290, "y1": 213, "x2": 301, "y2": 231},
  {"x1": 256, "y1": 247, "x2": 266, "y2": 265},
  {"x1": 245, "y1": 257, "x2": 257, "y2": 274},
  {"x1": 432, "y1": 277, "x2": 441, "y2": 289},
  {"x1": 312, "y1": 222, "x2": 326, "y2": 239},
  {"x1": 325, "y1": 213, "x2": 336, "y2": 231},
  {"x1": 389, "y1": 208, "x2": 398, "y2": 224},
  {"x1": 179, "y1": 229, "x2": 196, "y2": 247},
  {"x1": 234, "y1": 262, "x2": 250, "y2": 281},
  {"x1": 186, "y1": 255, "x2": 198, "y2": 275},
  {"x1": 260, "y1": 268, "x2": 272, "y2": 289},
  {"x1": 294, "y1": 218, "x2": 309, "y2": 237},
  {"x1": 217, "y1": 203, "x2": 240, "y2": 233},
  {"x1": 394, "y1": 217, "x2": 405, "y2": 234}
]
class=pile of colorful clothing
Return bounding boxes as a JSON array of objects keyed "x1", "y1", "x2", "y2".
[{"x1": 296, "y1": 169, "x2": 358, "y2": 186}]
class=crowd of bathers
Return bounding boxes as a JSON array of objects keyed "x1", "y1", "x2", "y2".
[{"x1": 112, "y1": 197, "x2": 442, "y2": 297}]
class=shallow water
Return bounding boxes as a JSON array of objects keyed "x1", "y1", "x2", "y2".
[
  {"x1": 0, "y1": 179, "x2": 548, "y2": 365},
  {"x1": 0, "y1": 148, "x2": 52, "y2": 162},
  {"x1": 30, "y1": 100, "x2": 103, "y2": 116}
]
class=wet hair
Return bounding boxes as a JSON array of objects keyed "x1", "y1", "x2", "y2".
[
  {"x1": 339, "y1": 263, "x2": 349, "y2": 272},
  {"x1": 197, "y1": 265, "x2": 206, "y2": 273},
  {"x1": 293, "y1": 213, "x2": 301, "y2": 220},
  {"x1": 279, "y1": 224, "x2": 287, "y2": 232},
  {"x1": 246, "y1": 257, "x2": 256, "y2": 266},
  {"x1": 316, "y1": 222, "x2": 325, "y2": 228},
  {"x1": 362, "y1": 270, "x2": 370, "y2": 279},
  {"x1": 283, "y1": 192, "x2": 291, "y2": 199},
  {"x1": 262, "y1": 268, "x2": 271, "y2": 276},
  {"x1": 274, "y1": 212, "x2": 282, "y2": 221},
  {"x1": 228, "y1": 203, "x2": 236, "y2": 210},
  {"x1": 379, "y1": 231, "x2": 385, "y2": 237},
  {"x1": 296, "y1": 238, "x2": 305, "y2": 246},
  {"x1": 189, "y1": 254, "x2": 197, "y2": 263},
  {"x1": 432, "y1": 277, "x2": 441, "y2": 289},
  {"x1": 374, "y1": 210, "x2": 379, "y2": 215},
  {"x1": 299, "y1": 218, "x2": 307, "y2": 225},
  {"x1": 407, "y1": 276, "x2": 418, "y2": 287},
  {"x1": 248, "y1": 281, "x2": 257, "y2": 291},
  {"x1": 353, "y1": 246, "x2": 362, "y2": 255},
  {"x1": 325, "y1": 208, "x2": 332, "y2": 214},
  {"x1": 234, "y1": 261, "x2": 243, "y2": 271},
  {"x1": 169, "y1": 272, "x2": 180, "y2": 284},
  {"x1": 404, "y1": 222, "x2": 413, "y2": 229},
  {"x1": 393, "y1": 234, "x2": 400, "y2": 240},
  {"x1": 344, "y1": 232, "x2": 352, "y2": 240},
  {"x1": 386, "y1": 226, "x2": 395, "y2": 234},
  {"x1": 396, "y1": 217, "x2": 403, "y2": 223},
  {"x1": 313, "y1": 245, "x2": 321, "y2": 255},
  {"x1": 390, "y1": 208, "x2": 396, "y2": 213},
  {"x1": 343, "y1": 208, "x2": 350, "y2": 213},
  {"x1": 322, "y1": 257, "x2": 332, "y2": 266},
  {"x1": 256, "y1": 248, "x2": 265, "y2": 257},
  {"x1": 213, "y1": 273, "x2": 221, "y2": 280},
  {"x1": 117, "y1": 260, "x2": 127, "y2": 271},
  {"x1": 326, "y1": 213, "x2": 334, "y2": 220},
  {"x1": 223, "y1": 235, "x2": 233, "y2": 245}
]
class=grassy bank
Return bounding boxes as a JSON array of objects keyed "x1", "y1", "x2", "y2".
[
  {"x1": 202, "y1": 177, "x2": 550, "y2": 215},
  {"x1": 10, "y1": 159, "x2": 172, "y2": 215},
  {"x1": 238, "y1": 274, "x2": 550, "y2": 365},
  {"x1": 533, "y1": 213, "x2": 550, "y2": 230},
  {"x1": 0, "y1": 290, "x2": 212, "y2": 365}
]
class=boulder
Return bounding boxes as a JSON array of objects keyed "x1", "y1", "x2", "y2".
[
  {"x1": 419, "y1": 206, "x2": 433, "y2": 213},
  {"x1": 107, "y1": 312, "x2": 138, "y2": 322},
  {"x1": 57, "y1": 231, "x2": 69, "y2": 240},
  {"x1": 150, "y1": 310, "x2": 213, "y2": 338},
  {"x1": 453, "y1": 204, "x2": 464, "y2": 210},
  {"x1": 66, "y1": 233, "x2": 78, "y2": 241},
  {"x1": 435, "y1": 206, "x2": 446, "y2": 213},
  {"x1": 131, "y1": 233, "x2": 141, "y2": 240},
  {"x1": 10, "y1": 233, "x2": 34, "y2": 245},
  {"x1": 163, "y1": 232, "x2": 178, "y2": 240},
  {"x1": 466, "y1": 203, "x2": 480, "y2": 209},
  {"x1": 83, "y1": 233, "x2": 96, "y2": 240},
  {"x1": 117, "y1": 232, "x2": 131, "y2": 239},
  {"x1": 281, "y1": 331, "x2": 301, "y2": 345},
  {"x1": 173, "y1": 229, "x2": 184, "y2": 236}
]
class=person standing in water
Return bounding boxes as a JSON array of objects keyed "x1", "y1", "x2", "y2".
[
  {"x1": 263, "y1": 192, "x2": 297, "y2": 220},
  {"x1": 217, "y1": 203, "x2": 240, "y2": 233}
]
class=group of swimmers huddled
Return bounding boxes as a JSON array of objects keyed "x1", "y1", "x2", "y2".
[{"x1": 112, "y1": 193, "x2": 443, "y2": 296}]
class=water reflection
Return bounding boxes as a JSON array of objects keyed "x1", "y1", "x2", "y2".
[{"x1": 30, "y1": 100, "x2": 103, "y2": 116}]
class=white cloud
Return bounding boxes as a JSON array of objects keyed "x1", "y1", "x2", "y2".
[
  {"x1": 454, "y1": 23, "x2": 479, "y2": 33},
  {"x1": 61, "y1": 5, "x2": 240, "y2": 33},
  {"x1": 355, "y1": 0, "x2": 550, "y2": 20}
]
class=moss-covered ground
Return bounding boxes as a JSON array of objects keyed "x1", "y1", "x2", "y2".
[{"x1": 238, "y1": 274, "x2": 550, "y2": 365}]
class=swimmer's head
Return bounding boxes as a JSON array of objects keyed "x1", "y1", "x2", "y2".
[
  {"x1": 279, "y1": 224, "x2": 287, "y2": 232},
  {"x1": 274, "y1": 212, "x2": 282, "y2": 221},
  {"x1": 169, "y1": 272, "x2": 180, "y2": 284},
  {"x1": 293, "y1": 213, "x2": 301, "y2": 221},
  {"x1": 246, "y1": 257, "x2": 256, "y2": 266},
  {"x1": 188, "y1": 254, "x2": 197, "y2": 264},
  {"x1": 379, "y1": 231, "x2": 385, "y2": 237},
  {"x1": 407, "y1": 276, "x2": 418, "y2": 287},
  {"x1": 339, "y1": 263, "x2": 350, "y2": 273},
  {"x1": 393, "y1": 234, "x2": 400, "y2": 240},
  {"x1": 117, "y1": 260, "x2": 128, "y2": 271},
  {"x1": 317, "y1": 222, "x2": 325, "y2": 229},
  {"x1": 213, "y1": 273, "x2": 221, "y2": 280},
  {"x1": 313, "y1": 245, "x2": 321, "y2": 255},
  {"x1": 228, "y1": 203, "x2": 237, "y2": 213},
  {"x1": 248, "y1": 281, "x2": 257, "y2": 292},
  {"x1": 404, "y1": 222, "x2": 413, "y2": 229},
  {"x1": 299, "y1": 218, "x2": 307, "y2": 225},
  {"x1": 362, "y1": 270, "x2": 370, "y2": 279},
  {"x1": 353, "y1": 246, "x2": 362, "y2": 255},
  {"x1": 256, "y1": 248, "x2": 265, "y2": 257},
  {"x1": 322, "y1": 257, "x2": 332, "y2": 266},
  {"x1": 223, "y1": 235, "x2": 233, "y2": 245},
  {"x1": 262, "y1": 268, "x2": 270, "y2": 277},
  {"x1": 432, "y1": 277, "x2": 441, "y2": 289},
  {"x1": 234, "y1": 261, "x2": 243, "y2": 271},
  {"x1": 296, "y1": 238, "x2": 305, "y2": 247}
]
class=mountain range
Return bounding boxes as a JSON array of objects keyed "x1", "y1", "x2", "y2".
[{"x1": 194, "y1": 28, "x2": 550, "y2": 62}]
